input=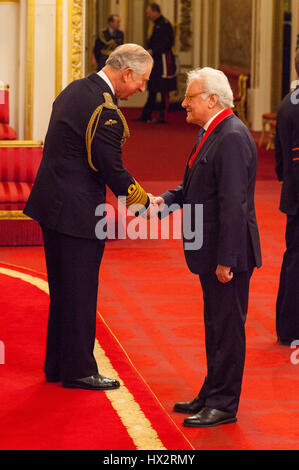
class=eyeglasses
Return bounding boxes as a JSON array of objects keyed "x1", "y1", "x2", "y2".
[{"x1": 184, "y1": 92, "x2": 208, "y2": 103}]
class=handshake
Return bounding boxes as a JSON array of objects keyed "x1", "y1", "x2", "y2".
[{"x1": 145, "y1": 193, "x2": 165, "y2": 219}]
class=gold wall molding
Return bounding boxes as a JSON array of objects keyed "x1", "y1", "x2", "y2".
[
  {"x1": 271, "y1": 0, "x2": 284, "y2": 112},
  {"x1": 56, "y1": 0, "x2": 63, "y2": 96},
  {"x1": 68, "y1": 0, "x2": 84, "y2": 83},
  {"x1": 179, "y1": 0, "x2": 192, "y2": 51},
  {"x1": 0, "y1": 140, "x2": 42, "y2": 147},
  {"x1": 25, "y1": 0, "x2": 35, "y2": 140}
]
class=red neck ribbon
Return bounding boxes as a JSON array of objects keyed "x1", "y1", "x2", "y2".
[{"x1": 188, "y1": 108, "x2": 234, "y2": 168}]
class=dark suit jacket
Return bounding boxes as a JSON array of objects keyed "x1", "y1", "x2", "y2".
[
  {"x1": 93, "y1": 28, "x2": 124, "y2": 71},
  {"x1": 159, "y1": 113, "x2": 262, "y2": 274},
  {"x1": 275, "y1": 85, "x2": 299, "y2": 215},
  {"x1": 24, "y1": 73, "x2": 148, "y2": 239}
]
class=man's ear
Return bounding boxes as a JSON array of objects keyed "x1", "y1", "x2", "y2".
[
  {"x1": 122, "y1": 68, "x2": 133, "y2": 83},
  {"x1": 208, "y1": 94, "x2": 219, "y2": 109}
]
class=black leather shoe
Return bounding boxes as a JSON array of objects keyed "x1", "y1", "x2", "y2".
[
  {"x1": 183, "y1": 407, "x2": 237, "y2": 427},
  {"x1": 62, "y1": 374, "x2": 120, "y2": 390},
  {"x1": 277, "y1": 337, "x2": 294, "y2": 346},
  {"x1": 46, "y1": 375, "x2": 60, "y2": 383},
  {"x1": 174, "y1": 397, "x2": 204, "y2": 414}
]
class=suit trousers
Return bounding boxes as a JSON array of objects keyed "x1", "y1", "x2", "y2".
[
  {"x1": 197, "y1": 267, "x2": 254, "y2": 415},
  {"x1": 276, "y1": 212, "x2": 299, "y2": 341},
  {"x1": 41, "y1": 225, "x2": 105, "y2": 381},
  {"x1": 141, "y1": 88, "x2": 167, "y2": 121}
]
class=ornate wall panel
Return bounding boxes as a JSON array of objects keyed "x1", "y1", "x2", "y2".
[
  {"x1": 219, "y1": 0, "x2": 252, "y2": 72},
  {"x1": 68, "y1": 0, "x2": 84, "y2": 82}
]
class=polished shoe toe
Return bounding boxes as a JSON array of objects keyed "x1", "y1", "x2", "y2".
[
  {"x1": 62, "y1": 374, "x2": 120, "y2": 390},
  {"x1": 174, "y1": 397, "x2": 204, "y2": 414},
  {"x1": 183, "y1": 407, "x2": 237, "y2": 428}
]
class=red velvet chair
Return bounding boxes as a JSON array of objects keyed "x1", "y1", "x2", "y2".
[
  {"x1": 0, "y1": 140, "x2": 43, "y2": 245},
  {"x1": 0, "y1": 84, "x2": 17, "y2": 140},
  {"x1": 219, "y1": 66, "x2": 250, "y2": 127},
  {"x1": 0, "y1": 141, "x2": 121, "y2": 245}
]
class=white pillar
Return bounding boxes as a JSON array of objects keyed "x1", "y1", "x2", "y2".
[
  {"x1": 32, "y1": 0, "x2": 56, "y2": 141},
  {"x1": 0, "y1": 1, "x2": 20, "y2": 134},
  {"x1": 247, "y1": 0, "x2": 273, "y2": 130},
  {"x1": 291, "y1": 0, "x2": 299, "y2": 82}
]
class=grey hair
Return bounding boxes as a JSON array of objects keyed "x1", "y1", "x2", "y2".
[
  {"x1": 187, "y1": 67, "x2": 234, "y2": 108},
  {"x1": 106, "y1": 43, "x2": 153, "y2": 77}
]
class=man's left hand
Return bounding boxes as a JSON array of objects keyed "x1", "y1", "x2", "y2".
[{"x1": 216, "y1": 265, "x2": 233, "y2": 284}]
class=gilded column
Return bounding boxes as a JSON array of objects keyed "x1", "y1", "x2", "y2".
[
  {"x1": 56, "y1": 0, "x2": 64, "y2": 96},
  {"x1": 68, "y1": 0, "x2": 84, "y2": 83},
  {"x1": 25, "y1": 0, "x2": 35, "y2": 140}
]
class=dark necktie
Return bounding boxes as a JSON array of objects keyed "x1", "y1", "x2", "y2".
[{"x1": 196, "y1": 128, "x2": 206, "y2": 148}]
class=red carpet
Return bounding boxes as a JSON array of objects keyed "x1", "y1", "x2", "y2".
[
  {"x1": 0, "y1": 263, "x2": 193, "y2": 450},
  {"x1": 0, "y1": 109, "x2": 297, "y2": 450}
]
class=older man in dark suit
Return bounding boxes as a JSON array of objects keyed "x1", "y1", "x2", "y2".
[
  {"x1": 275, "y1": 50, "x2": 299, "y2": 345},
  {"x1": 153, "y1": 67, "x2": 262, "y2": 427},
  {"x1": 24, "y1": 44, "x2": 153, "y2": 391}
]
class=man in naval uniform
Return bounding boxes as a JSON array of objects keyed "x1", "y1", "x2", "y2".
[
  {"x1": 93, "y1": 14, "x2": 124, "y2": 71},
  {"x1": 24, "y1": 44, "x2": 153, "y2": 391}
]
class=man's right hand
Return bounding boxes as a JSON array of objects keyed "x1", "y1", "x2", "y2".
[
  {"x1": 144, "y1": 196, "x2": 165, "y2": 219},
  {"x1": 150, "y1": 196, "x2": 165, "y2": 208}
]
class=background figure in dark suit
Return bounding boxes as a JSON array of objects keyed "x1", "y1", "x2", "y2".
[
  {"x1": 152, "y1": 67, "x2": 262, "y2": 427},
  {"x1": 24, "y1": 44, "x2": 153, "y2": 391},
  {"x1": 93, "y1": 14, "x2": 124, "y2": 71},
  {"x1": 136, "y1": 3, "x2": 177, "y2": 123},
  {"x1": 275, "y1": 49, "x2": 299, "y2": 345}
]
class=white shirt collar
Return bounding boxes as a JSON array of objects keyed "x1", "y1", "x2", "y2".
[
  {"x1": 203, "y1": 109, "x2": 225, "y2": 132},
  {"x1": 97, "y1": 70, "x2": 115, "y2": 95}
]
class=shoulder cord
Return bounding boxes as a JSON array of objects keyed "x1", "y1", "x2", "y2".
[{"x1": 85, "y1": 92, "x2": 130, "y2": 172}]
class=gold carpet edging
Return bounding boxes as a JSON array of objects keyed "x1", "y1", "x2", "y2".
[
  {"x1": 93, "y1": 339, "x2": 166, "y2": 450},
  {"x1": 0, "y1": 264, "x2": 168, "y2": 451},
  {"x1": 97, "y1": 311, "x2": 195, "y2": 451}
]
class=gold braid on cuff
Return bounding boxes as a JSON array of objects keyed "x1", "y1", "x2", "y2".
[
  {"x1": 118, "y1": 180, "x2": 149, "y2": 214},
  {"x1": 85, "y1": 92, "x2": 130, "y2": 172}
]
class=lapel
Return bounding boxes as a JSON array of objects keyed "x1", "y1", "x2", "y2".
[
  {"x1": 87, "y1": 73, "x2": 117, "y2": 105},
  {"x1": 183, "y1": 114, "x2": 235, "y2": 193}
]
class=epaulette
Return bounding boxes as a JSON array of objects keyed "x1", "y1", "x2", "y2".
[{"x1": 85, "y1": 92, "x2": 130, "y2": 172}]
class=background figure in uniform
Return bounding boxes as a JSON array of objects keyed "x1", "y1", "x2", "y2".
[
  {"x1": 93, "y1": 14, "x2": 124, "y2": 71},
  {"x1": 24, "y1": 44, "x2": 153, "y2": 391},
  {"x1": 152, "y1": 67, "x2": 261, "y2": 427},
  {"x1": 136, "y1": 3, "x2": 177, "y2": 123},
  {"x1": 275, "y1": 49, "x2": 299, "y2": 345}
]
